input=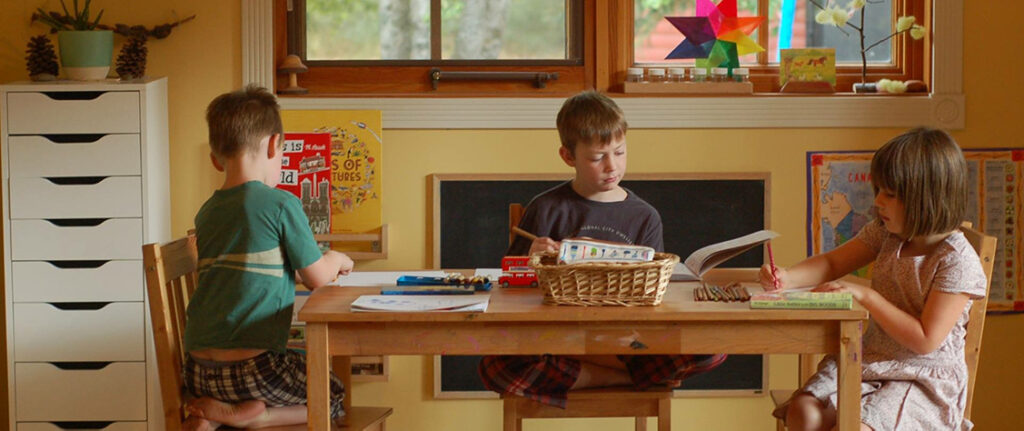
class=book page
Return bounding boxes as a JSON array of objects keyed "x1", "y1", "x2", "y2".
[
  {"x1": 684, "y1": 230, "x2": 779, "y2": 277},
  {"x1": 670, "y1": 262, "x2": 699, "y2": 281},
  {"x1": 350, "y1": 295, "x2": 490, "y2": 312}
]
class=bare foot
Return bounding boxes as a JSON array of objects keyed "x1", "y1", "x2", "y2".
[
  {"x1": 182, "y1": 415, "x2": 219, "y2": 431},
  {"x1": 186, "y1": 397, "x2": 267, "y2": 428}
]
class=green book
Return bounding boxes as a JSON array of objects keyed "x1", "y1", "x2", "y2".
[{"x1": 749, "y1": 291, "x2": 853, "y2": 310}]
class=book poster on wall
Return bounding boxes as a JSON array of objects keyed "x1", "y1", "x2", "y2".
[
  {"x1": 277, "y1": 133, "x2": 333, "y2": 237},
  {"x1": 280, "y1": 110, "x2": 383, "y2": 236},
  {"x1": 808, "y1": 149, "x2": 1024, "y2": 312}
]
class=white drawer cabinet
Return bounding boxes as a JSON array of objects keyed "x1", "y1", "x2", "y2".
[{"x1": 2, "y1": 79, "x2": 170, "y2": 430}]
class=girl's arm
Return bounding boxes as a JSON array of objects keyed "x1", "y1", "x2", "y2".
[
  {"x1": 817, "y1": 281, "x2": 969, "y2": 355},
  {"x1": 760, "y1": 237, "x2": 876, "y2": 289}
]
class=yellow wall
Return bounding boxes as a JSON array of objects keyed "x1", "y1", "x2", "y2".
[{"x1": 1, "y1": 1, "x2": 1022, "y2": 429}]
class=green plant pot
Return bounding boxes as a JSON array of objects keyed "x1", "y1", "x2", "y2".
[{"x1": 58, "y1": 30, "x2": 114, "y2": 80}]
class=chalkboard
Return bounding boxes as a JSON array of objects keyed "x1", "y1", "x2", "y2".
[{"x1": 428, "y1": 173, "x2": 770, "y2": 399}]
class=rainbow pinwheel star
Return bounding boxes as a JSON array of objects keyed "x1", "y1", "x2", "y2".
[{"x1": 666, "y1": 0, "x2": 764, "y2": 70}]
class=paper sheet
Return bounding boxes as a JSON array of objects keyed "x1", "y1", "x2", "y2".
[
  {"x1": 328, "y1": 270, "x2": 447, "y2": 287},
  {"x1": 350, "y1": 294, "x2": 490, "y2": 312}
]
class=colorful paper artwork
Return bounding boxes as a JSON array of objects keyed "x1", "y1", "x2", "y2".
[
  {"x1": 808, "y1": 149, "x2": 1024, "y2": 313},
  {"x1": 280, "y1": 110, "x2": 383, "y2": 234},
  {"x1": 665, "y1": 0, "x2": 764, "y2": 70},
  {"x1": 780, "y1": 48, "x2": 836, "y2": 86}
]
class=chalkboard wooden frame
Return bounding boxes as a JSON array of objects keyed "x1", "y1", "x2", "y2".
[{"x1": 428, "y1": 172, "x2": 771, "y2": 399}]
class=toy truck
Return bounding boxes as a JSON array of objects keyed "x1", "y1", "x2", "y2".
[{"x1": 498, "y1": 256, "x2": 538, "y2": 288}]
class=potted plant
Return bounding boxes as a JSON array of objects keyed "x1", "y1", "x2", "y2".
[
  {"x1": 33, "y1": 0, "x2": 113, "y2": 80},
  {"x1": 809, "y1": 0, "x2": 927, "y2": 93}
]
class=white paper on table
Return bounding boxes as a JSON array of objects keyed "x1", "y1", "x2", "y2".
[
  {"x1": 328, "y1": 270, "x2": 447, "y2": 287},
  {"x1": 350, "y1": 294, "x2": 490, "y2": 312},
  {"x1": 473, "y1": 268, "x2": 502, "y2": 280}
]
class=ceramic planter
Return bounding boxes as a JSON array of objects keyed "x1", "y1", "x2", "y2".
[{"x1": 58, "y1": 30, "x2": 114, "y2": 80}]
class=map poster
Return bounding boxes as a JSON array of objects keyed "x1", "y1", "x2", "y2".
[
  {"x1": 280, "y1": 110, "x2": 383, "y2": 235},
  {"x1": 808, "y1": 149, "x2": 1024, "y2": 312}
]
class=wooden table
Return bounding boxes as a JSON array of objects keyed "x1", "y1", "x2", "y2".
[{"x1": 298, "y1": 269, "x2": 868, "y2": 430}]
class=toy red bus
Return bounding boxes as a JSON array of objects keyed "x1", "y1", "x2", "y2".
[{"x1": 498, "y1": 256, "x2": 538, "y2": 288}]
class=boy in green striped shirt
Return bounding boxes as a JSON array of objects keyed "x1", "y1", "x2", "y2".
[{"x1": 182, "y1": 85, "x2": 353, "y2": 431}]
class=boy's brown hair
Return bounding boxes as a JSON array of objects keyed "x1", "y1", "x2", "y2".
[
  {"x1": 870, "y1": 127, "x2": 967, "y2": 238},
  {"x1": 206, "y1": 85, "x2": 283, "y2": 159},
  {"x1": 556, "y1": 90, "x2": 628, "y2": 154}
]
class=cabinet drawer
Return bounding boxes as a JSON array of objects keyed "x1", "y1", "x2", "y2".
[
  {"x1": 14, "y1": 362, "x2": 146, "y2": 421},
  {"x1": 19, "y1": 422, "x2": 147, "y2": 431},
  {"x1": 10, "y1": 177, "x2": 142, "y2": 219},
  {"x1": 8, "y1": 135, "x2": 141, "y2": 177},
  {"x1": 11, "y1": 219, "x2": 142, "y2": 261},
  {"x1": 13, "y1": 302, "x2": 144, "y2": 362},
  {"x1": 12, "y1": 261, "x2": 143, "y2": 302},
  {"x1": 7, "y1": 91, "x2": 140, "y2": 134}
]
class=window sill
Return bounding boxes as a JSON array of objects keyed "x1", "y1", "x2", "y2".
[{"x1": 277, "y1": 92, "x2": 963, "y2": 129}]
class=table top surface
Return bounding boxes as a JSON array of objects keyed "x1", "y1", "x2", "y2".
[{"x1": 299, "y1": 269, "x2": 868, "y2": 324}]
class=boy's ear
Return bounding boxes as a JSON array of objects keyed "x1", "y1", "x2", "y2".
[
  {"x1": 266, "y1": 133, "x2": 280, "y2": 159},
  {"x1": 558, "y1": 146, "x2": 576, "y2": 167},
  {"x1": 209, "y1": 152, "x2": 225, "y2": 172}
]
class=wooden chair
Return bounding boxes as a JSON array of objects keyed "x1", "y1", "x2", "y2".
[
  {"x1": 769, "y1": 222, "x2": 996, "y2": 430},
  {"x1": 502, "y1": 203, "x2": 673, "y2": 431},
  {"x1": 143, "y1": 234, "x2": 391, "y2": 431}
]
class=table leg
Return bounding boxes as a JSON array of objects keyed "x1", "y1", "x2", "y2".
[
  {"x1": 836, "y1": 320, "x2": 863, "y2": 431},
  {"x1": 306, "y1": 323, "x2": 332, "y2": 431}
]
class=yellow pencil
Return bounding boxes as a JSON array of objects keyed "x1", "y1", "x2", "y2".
[{"x1": 511, "y1": 226, "x2": 538, "y2": 241}]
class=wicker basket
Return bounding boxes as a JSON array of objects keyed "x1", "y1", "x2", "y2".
[{"x1": 529, "y1": 251, "x2": 680, "y2": 306}]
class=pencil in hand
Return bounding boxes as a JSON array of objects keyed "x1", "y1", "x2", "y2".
[
  {"x1": 512, "y1": 226, "x2": 538, "y2": 241},
  {"x1": 767, "y1": 241, "x2": 780, "y2": 290}
]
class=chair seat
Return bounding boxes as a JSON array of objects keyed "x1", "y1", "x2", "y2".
[
  {"x1": 503, "y1": 387, "x2": 673, "y2": 430},
  {"x1": 246, "y1": 406, "x2": 393, "y2": 430}
]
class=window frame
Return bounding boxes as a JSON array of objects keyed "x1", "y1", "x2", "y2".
[
  {"x1": 275, "y1": 0, "x2": 593, "y2": 95},
  {"x1": 244, "y1": 0, "x2": 964, "y2": 129}
]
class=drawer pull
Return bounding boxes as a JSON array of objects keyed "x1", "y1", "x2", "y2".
[
  {"x1": 41, "y1": 134, "x2": 106, "y2": 143},
  {"x1": 42, "y1": 91, "x2": 105, "y2": 101},
  {"x1": 50, "y1": 302, "x2": 112, "y2": 311},
  {"x1": 48, "y1": 260, "x2": 111, "y2": 269},
  {"x1": 46, "y1": 218, "x2": 108, "y2": 227},
  {"x1": 51, "y1": 361, "x2": 113, "y2": 370},
  {"x1": 45, "y1": 176, "x2": 108, "y2": 185},
  {"x1": 49, "y1": 421, "x2": 115, "y2": 430}
]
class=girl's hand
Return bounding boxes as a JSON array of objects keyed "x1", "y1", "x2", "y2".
[
  {"x1": 758, "y1": 264, "x2": 787, "y2": 291},
  {"x1": 529, "y1": 237, "x2": 560, "y2": 255},
  {"x1": 812, "y1": 280, "x2": 869, "y2": 302}
]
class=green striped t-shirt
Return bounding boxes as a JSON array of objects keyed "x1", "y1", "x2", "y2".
[{"x1": 184, "y1": 181, "x2": 322, "y2": 353}]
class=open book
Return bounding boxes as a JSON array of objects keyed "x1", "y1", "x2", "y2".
[{"x1": 671, "y1": 230, "x2": 779, "y2": 281}]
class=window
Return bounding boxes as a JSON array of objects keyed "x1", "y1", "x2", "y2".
[
  {"x1": 276, "y1": 0, "x2": 926, "y2": 96},
  {"x1": 628, "y1": 0, "x2": 925, "y2": 92},
  {"x1": 279, "y1": 0, "x2": 588, "y2": 95}
]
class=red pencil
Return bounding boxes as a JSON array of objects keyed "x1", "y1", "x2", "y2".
[{"x1": 767, "y1": 242, "x2": 780, "y2": 290}]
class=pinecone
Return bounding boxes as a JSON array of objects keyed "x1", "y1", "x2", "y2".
[
  {"x1": 116, "y1": 35, "x2": 148, "y2": 80},
  {"x1": 25, "y1": 35, "x2": 58, "y2": 81}
]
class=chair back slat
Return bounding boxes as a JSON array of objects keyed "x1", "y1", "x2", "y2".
[
  {"x1": 958, "y1": 223, "x2": 997, "y2": 421},
  {"x1": 509, "y1": 203, "x2": 525, "y2": 246},
  {"x1": 143, "y1": 234, "x2": 198, "y2": 431}
]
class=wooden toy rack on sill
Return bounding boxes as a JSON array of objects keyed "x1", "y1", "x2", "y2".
[
  {"x1": 314, "y1": 224, "x2": 389, "y2": 260},
  {"x1": 624, "y1": 81, "x2": 754, "y2": 94}
]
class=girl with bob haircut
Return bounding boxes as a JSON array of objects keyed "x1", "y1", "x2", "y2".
[{"x1": 761, "y1": 127, "x2": 988, "y2": 431}]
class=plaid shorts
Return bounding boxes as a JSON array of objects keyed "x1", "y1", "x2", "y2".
[
  {"x1": 478, "y1": 353, "x2": 728, "y2": 408},
  {"x1": 184, "y1": 350, "x2": 346, "y2": 418}
]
